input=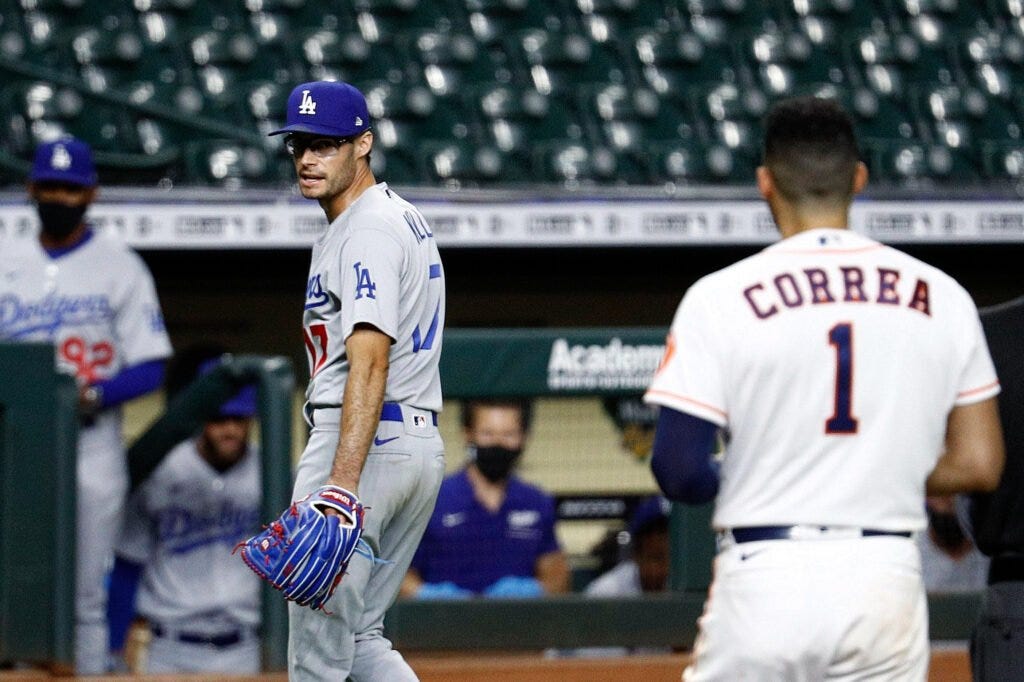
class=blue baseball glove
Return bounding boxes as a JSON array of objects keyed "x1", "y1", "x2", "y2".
[{"x1": 236, "y1": 485, "x2": 364, "y2": 610}]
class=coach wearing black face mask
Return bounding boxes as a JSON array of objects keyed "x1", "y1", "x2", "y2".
[
  {"x1": 2, "y1": 137, "x2": 172, "y2": 675},
  {"x1": 400, "y1": 398, "x2": 570, "y2": 600},
  {"x1": 28, "y1": 139, "x2": 98, "y2": 246}
]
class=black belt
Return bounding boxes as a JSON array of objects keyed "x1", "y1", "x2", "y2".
[
  {"x1": 151, "y1": 624, "x2": 244, "y2": 648},
  {"x1": 988, "y1": 556, "x2": 1024, "y2": 585},
  {"x1": 729, "y1": 525, "x2": 913, "y2": 543}
]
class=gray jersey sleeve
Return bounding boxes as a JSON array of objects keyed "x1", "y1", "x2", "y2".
[{"x1": 338, "y1": 225, "x2": 404, "y2": 343}]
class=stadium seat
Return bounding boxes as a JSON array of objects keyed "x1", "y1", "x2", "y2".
[
  {"x1": 299, "y1": 28, "x2": 408, "y2": 87},
  {"x1": 364, "y1": 77, "x2": 477, "y2": 181},
  {"x1": 653, "y1": 139, "x2": 738, "y2": 184},
  {"x1": 2, "y1": 0, "x2": 1020, "y2": 187},
  {"x1": 3, "y1": 81, "x2": 137, "y2": 153},
  {"x1": 574, "y1": 0, "x2": 685, "y2": 31},
  {"x1": 534, "y1": 139, "x2": 618, "y2": 185},
  {"x1": 849, "y1": 26, "x2": 957, "y2": 100},
  {"x1": 68, "y1": 26, "x2": 143, "y2": 70},
  {"x1": 353, "y1": 0, "x2": 466, "y2": 39},
  {"x1": 582, "y1": 83, "x2": 690, "y2": 149},
  {"x1": 517, "y1": 28, "x2": 635, "y2": 94},
  {"x1": 243, "y1": 81, "x2": 292, "y2": 138},
  {"x1": 473, "y1": 82, "x2": 584, "y2": 155},
  {"x1": 184, "y1": 139, "x2": 270, "y2": 186},
  {"x1": 408, "y1": 29, "x2": 515, "y2": 96},
  {"x1": 633, "y1": 28, "x2": 739, "y2": 96},
  {"x1": 368, "y1": 119, "x2": 423, "y2": 185},
  {"x1": 743, "y1": 25, "x2": 848, "y2": 99},
  {"x1": 865, "y1": 139, "x2": 973, "y2": 185},
  {"x1": 694, "y1": 82, "x2": 768, "y2": 126},
  {"x1": 464, "y1": 0, "x2": 574, "y2": 45},
  {"x1": 981, "y1": 140, "x2": 1024, "y2": 181},
  {"x1": 421, "y1": 140, "x2": 505, "y2": 184},
  {"x1": 788, "y1": 0, "x2": 888, "y2": 30}
]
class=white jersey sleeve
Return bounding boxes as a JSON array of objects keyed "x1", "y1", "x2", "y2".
[
  {"x1": 953, "y1": 302, "x2": 1000, "y2": 406},
  {"x1": 645, "y1": 283, "x2": 728, "y2": 427},
  {"x1": 114, "y1": 251, "x2": 172, "y2": 366}
]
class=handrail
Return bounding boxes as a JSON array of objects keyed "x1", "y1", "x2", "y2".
[{"x1": 0, "y1": 57, "x2": 266, "y2": 147}]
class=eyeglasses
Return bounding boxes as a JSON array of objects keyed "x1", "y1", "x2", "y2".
[{"x1": 284, "y1": 134, "x2": 355, "y2": 159}]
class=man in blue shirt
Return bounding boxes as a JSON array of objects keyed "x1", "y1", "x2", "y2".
[{"x1": 401, "y1": 398, "x2": 570, "y2": 598}]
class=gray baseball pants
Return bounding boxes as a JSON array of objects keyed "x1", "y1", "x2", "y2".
[{"x1": 288, "y1": 404, "x2": 445, "y2": 682}]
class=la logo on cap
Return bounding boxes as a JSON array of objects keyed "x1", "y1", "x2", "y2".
[
  {"x1": 51, "y1": 144, "x2": 72, "y2": 170},
  {"x1": 298, "y1": 89, "x2": 317, "y2": 115}
]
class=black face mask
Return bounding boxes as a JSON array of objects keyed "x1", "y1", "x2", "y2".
[
  {"x1": 470, "y1": 444, "x2": 521, "y2": 483},
  {"x1": 37, "y1": 201, "x2": 88, "y2": 240}
]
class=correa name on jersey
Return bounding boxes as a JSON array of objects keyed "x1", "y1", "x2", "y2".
[
  {"x1": 742, "y1": 264, "x2": 932, "y2": 320},
  {"x1": 156, "y1": 502, "x2": 260, "y2": 555},
  {"x1": 0, "y1": 293, "x2": 113, "y2": 338}
]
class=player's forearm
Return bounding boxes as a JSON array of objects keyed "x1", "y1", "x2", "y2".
[
  {"x1": 329, "y1": 330, "x2": 390, "y2": 492},
  {"x1": 927, "y1": 397, "x2": 1005, "y2": 495},
  {"x1": 926, "y1": 458, "x2": 1003, "y2": 495},
  {"x1": 330, "y1": 368, "x2": 386, "y2": 491}
]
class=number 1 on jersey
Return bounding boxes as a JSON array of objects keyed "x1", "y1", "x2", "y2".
[{"x1": 826, "y1": 322, "x2": 858, "y2": 434}]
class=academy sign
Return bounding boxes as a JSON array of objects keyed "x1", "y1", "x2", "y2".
[{"x1": 547, "y1": 337, "x2": 664, "y2": 391}]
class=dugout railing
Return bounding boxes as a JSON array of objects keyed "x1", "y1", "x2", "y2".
[
  {"x1": 0, "y1": 349, "x2": 296, "y2": 672},
  {"x1": 0, "y1": 343, "x2": 78, "y2": 672}
]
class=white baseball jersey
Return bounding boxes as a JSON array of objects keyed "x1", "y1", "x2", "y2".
[
  {"x1": 0, "y1": 229, "x2": 172, "y2": 385},
  {"x1": 117, "y1": 440, "x2": 262, "y2": 630},
  {"x1": 0, "y1": 227, "x2": 171, "y2": 674},
  {"x1": 645, "y1": 227, "x2": 999, "y2": 532},
  {"x1": 303, "y1": 182, "x2": 444, "y2": 412}
]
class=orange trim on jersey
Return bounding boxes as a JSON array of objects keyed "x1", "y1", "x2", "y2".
[
  {"x1": 645, "y1": 388, "x2": 728, "y2": 419},
  {"x1": 958, "y1": 380, "x2": 1000, "y2": 399},
  {"x1": 774, "y1": 245, "x2": 885, "y2": 255}
]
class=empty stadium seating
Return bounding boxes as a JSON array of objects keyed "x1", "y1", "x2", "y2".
[{"x1": 0, "y1": 0, "x2": 1022, "y2": 187}]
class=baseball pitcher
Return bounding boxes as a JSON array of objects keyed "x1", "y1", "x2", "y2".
[{"x1": 236, "y1": 81, "x2": 446, "y2": 681}]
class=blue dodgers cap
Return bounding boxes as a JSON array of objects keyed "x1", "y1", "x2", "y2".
[
  {"x1": 30, "y1": 137, "x2": 97, "y2": 187},
  {"x1": 268, "y1": 81, "x2": 371, "y2": 138},
  {"x1": 199, "y1": 359, "x2": 258, "y2": 418}
]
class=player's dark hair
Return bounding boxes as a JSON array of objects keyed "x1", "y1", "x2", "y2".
[
  {"x1": 762, "y1": 96, "x2": 861, "y2": 207},
  {"x1": 461, "y1": 398, "x2": 534, "y2": 433}
]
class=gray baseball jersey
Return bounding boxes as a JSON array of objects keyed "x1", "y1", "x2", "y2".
[
  {"x1": 290, "y1": 182, "x2": 447, "y2": 682},
  {"x1": 0, "y1": 228, "x2": 171, "y2": 674},
  {"x1": 303, "y1": 182, "x2": 444, "y2": 413},
  {"x1": 117, "y1": 439, "x2": 262, "y2": 630}
]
